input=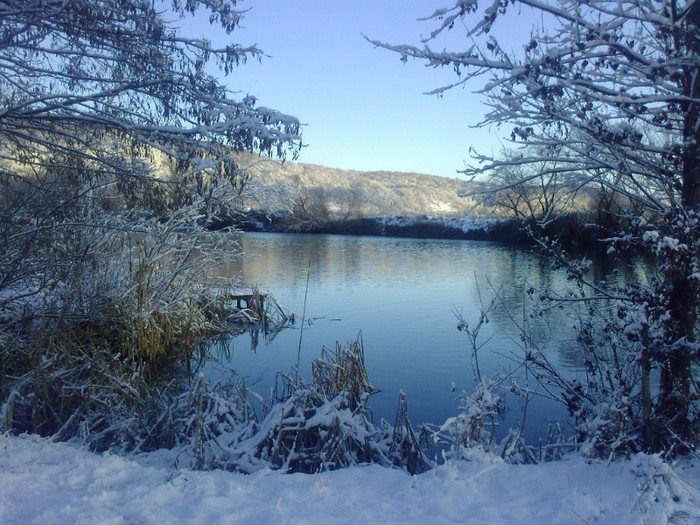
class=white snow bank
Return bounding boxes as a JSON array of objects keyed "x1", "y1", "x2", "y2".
[
  {"x1": 377, "y1": 215, "x2": 499, "y2": 233},
  {"x1": 1, "y1": 433, "x2": 699, "y2": 525}
]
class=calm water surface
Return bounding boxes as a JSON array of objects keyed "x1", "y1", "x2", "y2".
[{"x1": 207, "y1": 232, "x2": 644, "y2": 442}]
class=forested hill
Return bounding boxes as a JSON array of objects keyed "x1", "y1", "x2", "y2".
[{"x1": 234, "y1": 152, "x2": 503, "y2": 219}]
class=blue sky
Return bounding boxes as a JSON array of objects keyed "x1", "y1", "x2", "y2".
[{"x1": 182, "y1": 1, "x2": 537, "y2": 179}]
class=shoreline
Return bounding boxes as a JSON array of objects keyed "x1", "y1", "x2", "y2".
[{"x1": 221, "y1": 210, "x2": 603, "y2": 247}]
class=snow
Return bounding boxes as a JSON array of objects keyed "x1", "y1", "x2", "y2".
[
  {"x1": 378, "y1": 215, "x2": 498, "y2": 233},
  {"x1": 2, "y1": 434, "x2": 699, "y2": 525}
]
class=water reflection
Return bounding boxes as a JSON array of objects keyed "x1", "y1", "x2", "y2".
[{"x1": 207, "y1": 232, "x2": 645, "y2": 442}]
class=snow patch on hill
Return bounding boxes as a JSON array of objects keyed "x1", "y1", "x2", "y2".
[{"x1": 378, "y1": 215, "x2": 498, "y2": 233}]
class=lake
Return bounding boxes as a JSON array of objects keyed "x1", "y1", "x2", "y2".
[{"x1": 206, "y1": 232, "x2": 644, "y2": 444}]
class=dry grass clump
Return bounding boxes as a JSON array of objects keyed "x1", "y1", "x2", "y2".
[
  {"x1": 236, "y1": 386, "x2": 384, "y2": 473},
  {"x1": 0, "y1": 288, "x2": 233, "y2": 444},
  {"x1": 0, "y1": 332, "x2": 154, "y2": 444},
  {"x1": 118, "y1": 300, "x2": 229, "y2": 365},
  {"x1": 311, "y1": 335, "x2": 375, "y2": 408},
  {"x1": 170, "y1": 374, "x2": 257, "y2": 469},
  {"x1": 167, "y1": 338, "x2": 430, "y2": 475},
  {"x1": 0, "y1": 317, "x2": 254, "y2": 455},
  {"x1": 0, "y1": 222, "x2": 294, "y2": 443},
  {"x1": 387, "y1": 391, "x2": 430, "y2": 474},
  {"x1": 220, "y1": 338, "x2": 429, "y2": 474}
]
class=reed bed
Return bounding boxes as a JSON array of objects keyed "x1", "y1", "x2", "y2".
[
  {"x1": 167, "y1": 337, "x2": 430, "y2": 474},
  {"x1": 311, "y1": 335, "x2": 375, "y2": 408}
]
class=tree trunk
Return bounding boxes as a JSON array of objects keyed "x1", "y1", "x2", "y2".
[
  {"x1": 658, "y1": 271, "x2": 696, "y2": 450},
  {"x1": 641, "y1": 347, "x2": 654, "y2": 451},
  {"x1": 657, "y1": 13, "x2": 700, "y2": 450}
]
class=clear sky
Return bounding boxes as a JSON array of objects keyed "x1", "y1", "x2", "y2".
[{"x1": 182, "y1": 1, "x2": 537, "y2": 179}]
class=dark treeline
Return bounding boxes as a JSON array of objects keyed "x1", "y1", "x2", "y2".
[{"x1": 221, "y1": 209, "x2": 606, "y2": 247}]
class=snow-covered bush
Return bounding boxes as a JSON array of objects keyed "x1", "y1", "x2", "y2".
[
  {"x1": 434, "y1": 379, "x2": 505, "y2": 458},
  {"x1": 169, "y1": 374, "x2": 258, "y2": 470},
  {"x1": 167, "y1": 335, "x2": 434, "y2": 474},
  {"x1": 573, "y1": 390, "x2": 638, "y2": 459},
  {"x1": 224, "y1": 385, "x2": 431, "y2": 475},
  {"x1": 566, "y1": 304, "x2": 653, "y2": 459},
  {"x1": 229, "y1": 387, "x2": 387, "y2": 474},
  {"x1": 0, "y1": 336, "x2": 154, "y2": 447},
  {"x1": 628, "y1": 453, "x2": 700, "y2": 525},
  {"x1": 213, "y1": 341, "x2": 429, "y2": 474}
]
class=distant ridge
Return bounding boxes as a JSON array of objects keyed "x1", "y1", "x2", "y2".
[
  {"x1": 227, "y1": 153, "x2": 601, "y2": 246},
  {"x1": 234, "y1": 152, "x2": 503, "y2": 219}
]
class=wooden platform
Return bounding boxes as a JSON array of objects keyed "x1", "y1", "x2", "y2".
[{"x1": 229, "y1": 291, "x2": 267, "y2": 310}]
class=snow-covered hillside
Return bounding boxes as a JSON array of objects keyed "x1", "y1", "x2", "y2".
[
  {"x1": 2, "y1": 434, "x2": 698, "y2": 525},
  {"x1": 234, "y1": 152, "x2": 503, "y2": 219}
]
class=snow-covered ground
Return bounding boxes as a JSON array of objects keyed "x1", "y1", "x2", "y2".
[
  {"x1": 377, "y1": 215, "x2": 498, "y2": 233},
  {"x1": 2, "y1": 434, "x2": 699, "y2": 525}
]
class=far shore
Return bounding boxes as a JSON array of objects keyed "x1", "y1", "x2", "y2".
[{"x1": 219, "y1": 210, "x2": 604, "y2": 248}]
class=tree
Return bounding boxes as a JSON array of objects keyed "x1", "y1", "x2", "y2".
[
  {"x1": 0, "y1": 0, "x2": 302, "y2": 437},
  {"x1": 373, "y1": 0, "x2": 700, "y2": 453},
  {"x1": 289, "y1": 187, "x2": 331, "y2": 232},
  {"x1": 0, "y1": 0, "x2": 301, "y2": 314},
  {"x1": 484, "y1": 152, "x2": 589, "y2": 228}
]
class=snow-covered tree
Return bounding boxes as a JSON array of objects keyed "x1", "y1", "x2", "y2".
[
  {"x1": 374, "y1": 0, "x2": 700, "y2": 453},
  {"x1": 0, "y1": 0, "x2": 302, "y2": 437},
  {"x1": 0, "y1": 0, "x2": 300, "y2": 313}
]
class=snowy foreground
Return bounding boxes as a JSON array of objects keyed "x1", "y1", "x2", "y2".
[{"x1": 2, "y1": 434, "x2": 700, "y2": 525}]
